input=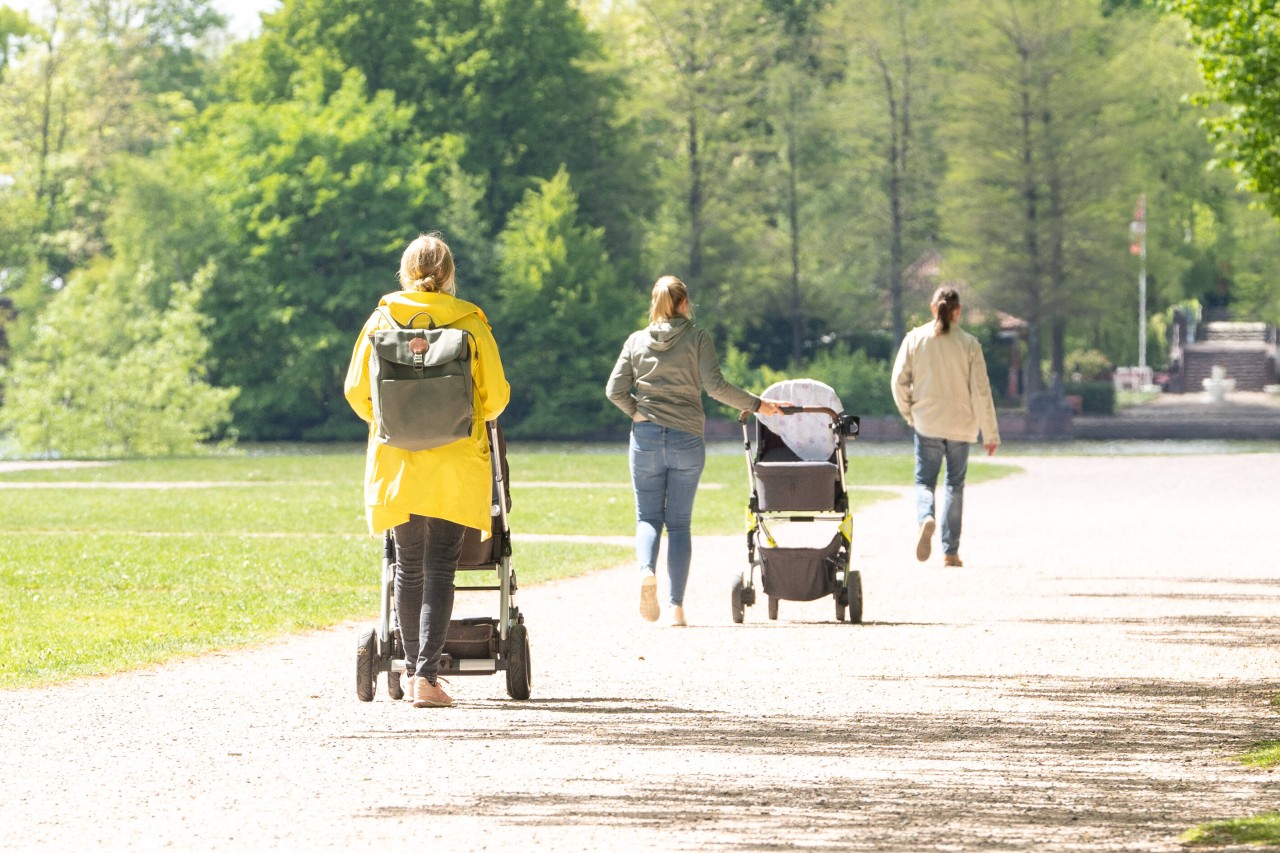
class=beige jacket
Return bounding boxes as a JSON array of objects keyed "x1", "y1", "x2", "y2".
[{"x1": 891, "y1": 322, "x2": 1000, "y2": 446}]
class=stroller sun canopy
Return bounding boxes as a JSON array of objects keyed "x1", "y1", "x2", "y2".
[{"x1": 756, "y1": 379, "x2": 844, "y2": 461}]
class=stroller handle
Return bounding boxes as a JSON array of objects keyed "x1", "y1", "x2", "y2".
[{"x1": 739, "y1": 405, "x2": 860, "y2": 437}]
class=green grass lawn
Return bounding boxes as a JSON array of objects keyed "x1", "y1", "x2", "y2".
[{"x1": 0, "y1": 444, "x2": 1016, "y2": 687}]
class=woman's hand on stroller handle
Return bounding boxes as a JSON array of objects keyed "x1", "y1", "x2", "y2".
[{"x1": 757, "y1": 399, "x2": 794, "y2": 416}]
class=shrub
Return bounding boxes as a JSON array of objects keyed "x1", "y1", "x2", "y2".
[
  {"x1": 1066, "y1": 348, "x2": 1113, "y2": 381},
  {"x1": 1064, "y1": 381, "x2": 1115, "y2": 415}
]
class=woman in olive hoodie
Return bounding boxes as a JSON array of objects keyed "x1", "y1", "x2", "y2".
[{"x1": 606, "y1": 276, "x2": 787, "y2": 626}]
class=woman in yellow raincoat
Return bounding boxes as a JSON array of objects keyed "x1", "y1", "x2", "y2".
[{"x1": 344, "y1": 232, "x2": 509, "y2": 708}]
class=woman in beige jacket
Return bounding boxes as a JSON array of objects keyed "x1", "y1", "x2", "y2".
[{"x1": 891, "y1": 286, "x2": 1000, "y2": 567}]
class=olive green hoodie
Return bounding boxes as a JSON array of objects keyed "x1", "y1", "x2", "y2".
[{"x1": 605, "y1": 316, "x2": 760, "y2": 437}]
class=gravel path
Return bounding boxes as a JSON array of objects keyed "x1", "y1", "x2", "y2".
[{"x1": 2, "y1": 453, "x2": 1279, "y2": 851}]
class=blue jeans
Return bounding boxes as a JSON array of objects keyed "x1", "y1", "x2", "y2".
[
  {"x1": 630, "y1": 422, "x2": 706, "y2": 606},
  {"x1": 393, "y1": 515, "x2": 465, "y2": 684},
  {"x1": 914, "y1": 432, "x2": 970, "y2": 556}
]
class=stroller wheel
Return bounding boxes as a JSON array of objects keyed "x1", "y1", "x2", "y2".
[
  {"x1": 731, "y1": 576, "x2": 746, "y2": 624},
  {"x1": 767, "y1": 596, "x2": 779, "y2": 621},
  {"x1": 846, "y1": 571, "x2": 864, "y2": 624},
  {"x1": 505, "y1": 623, "x2": 532, "y2": 700},
  {"x1": 835, "y1": 588, "x2": 847, "y2": 623},
  {"x1": 356, "y1": 626, "x2": 377, "y2": 702}
]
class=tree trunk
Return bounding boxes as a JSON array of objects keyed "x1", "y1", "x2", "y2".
[
  {"x1": 687, "y1": 109, "x2": 703, "y2": 282},
  {"x1": 786, "y1": 96, "x2": 802, "y2": 362}
]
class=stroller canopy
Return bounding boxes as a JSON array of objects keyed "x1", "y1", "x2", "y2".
[{"x1": 756, "y1": 378, "x2": 844, "y2": 461}]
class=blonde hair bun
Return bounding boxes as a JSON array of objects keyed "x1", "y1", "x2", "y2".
[{"x1": 399, "y1": 233, "x2": 456, "y2": 295}]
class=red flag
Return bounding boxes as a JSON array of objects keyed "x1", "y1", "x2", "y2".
[{"x1": 1129, "y1": 192, "x2": 1145, "y2": 255}]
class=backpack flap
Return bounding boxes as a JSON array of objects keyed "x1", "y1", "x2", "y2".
[{"x1": 370, "y1": 327, "x2": 470, "y2": 370}]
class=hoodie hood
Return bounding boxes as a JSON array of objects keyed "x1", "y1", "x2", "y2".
[
  {"x1": 378, "y1": 290, "x2": 485, "y2": 328},
  {"x1": 645, "y1": 316, "x2": 691, "y2": 352}
]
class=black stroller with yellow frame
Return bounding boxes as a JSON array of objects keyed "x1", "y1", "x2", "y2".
[{"x1": 732, "y1": 380, "x2": 862, "y2": 624}]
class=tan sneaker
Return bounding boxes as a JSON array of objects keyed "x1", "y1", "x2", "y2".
[
  {"x1": 667, "y1": 605, "x2": 687, "y2": 627},
  {"x1": 639, "y1": 574, "x2": 660, "y2": 622},
  {"x1": 916, "y1": 518, "x2": 935, "y2": 562},
  {"x1": 943, "y1": 554, "x2": 963, "y2": 568},
  {"x1": 404, "y1": 674, "x2": 421, "y2": 702},
  {"x1": 412, "y1": 677, "x2": 453, "y2": 708}
]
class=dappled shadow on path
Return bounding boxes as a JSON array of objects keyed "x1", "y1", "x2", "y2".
[
  {"x1": 1020, "y1": 613, "x2": 1280, "y2": 648},
  {"x1": 355, "y1": 677, "x2": 1280, "y2": 851}
]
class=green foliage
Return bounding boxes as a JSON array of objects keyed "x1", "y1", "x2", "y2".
[
  {"x1": 230, "y1": 0, "x2": 642, "y2": 268},
  {"x1": 1064, "y1": 381, "x2": 1116, "y2": 415},
  {"x1": 5, "y1": 0, "x2": 1280, "y2": 447},
  {"x1": 1065, "y1": 349, "x2": 1113, "y2": 381},
  {"x1": 800, "y1": 345, "x2": 898, "y2": 416},
  {"x1": 1171, "y1": 1, "x2": 1280, "y2": 221},
  {"x1": 722, "y1": 342, "x2": 896, "y2": 417},
  {"x1": 494, "y1": 167, "x2": 640, "y2": 437},
  {"x1": 181, "y1": 68, "x2": 480, "y2": 439},
  {"x1": 0, "y1": 6, "x2": 37, "y2": 81},
  {"x1": 0, "y1": 263, "x2": 237, "y2": 458}
]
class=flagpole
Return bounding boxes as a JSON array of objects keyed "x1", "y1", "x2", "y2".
[
  {"x1": 1130, "y1": 192, "x2": 1148, "y2": 373},
  {"x1": 1138, "y1": 204, "x2": 1147, "y2": 371}
]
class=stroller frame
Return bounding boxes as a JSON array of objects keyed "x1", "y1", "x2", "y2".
[
  {"x1": 733, "y1": 405, "x2": 863, "y2": 625},
  {"x1": 356, "y1": 420, "x2": 531, "y2": 701}
]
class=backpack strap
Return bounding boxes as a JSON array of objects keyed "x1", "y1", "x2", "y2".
[{"x1": 375, "y1": 307, "x2": 438, "y2": 330}]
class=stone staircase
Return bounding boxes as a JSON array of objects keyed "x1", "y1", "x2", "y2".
[{"x1": 1169, "y1": 308, "x2": 1277, "y2": 393}]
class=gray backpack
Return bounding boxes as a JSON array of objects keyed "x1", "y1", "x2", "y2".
[{"x1": 367, "y1": 307, "x2": 474, "y2": 451}]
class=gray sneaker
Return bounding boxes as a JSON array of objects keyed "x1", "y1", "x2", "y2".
[{"x1": 916, "y1": 518, "x2": 935, "y2": 562}]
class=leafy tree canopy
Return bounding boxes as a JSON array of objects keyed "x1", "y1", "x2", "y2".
[{"x1": 1169, "y1": 1, "x2": 1280, "y2": 220}]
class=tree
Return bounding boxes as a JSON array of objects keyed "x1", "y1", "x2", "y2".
[
  {"x1": 825, "y1": 0, "x2": 946, "y2": 350},
  {"x1": 940, "y1": 0, "x2": 1143, "y2": 392},
  {"x1": 1168, "y1": 1, "x2": 1280, "y2": 221},
  {"x1": 226, "y1": 0, "x2": 643, "y2": 268},
  {"x1": 761, "y1": 0, "x2": 830, "y2": 361},
  {"x1": 1, "y1": 261, "x2": 236, "y2": 457},
  {"x1": 493, "y1": 167, "x2": 639, "y2": 437},
  {"x1": 620, "y1": 0, "x2": 769, "y2": 331},
  {"x1": 0, "y1": 0, "x2": 222, "y2": 360},
  {"x1": 0, "y1": 6, "x2": 36, "y2": 83},
  {"x1": 178, "y1": 65, "x2": 484, "y2": 439}
]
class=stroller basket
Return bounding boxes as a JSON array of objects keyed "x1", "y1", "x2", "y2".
[
  {"x1": 442, "y1": 617, "x2": 498, "y2": 659},
  {"x1": 760, "y1": 529, "x2": 842, "y2": 602},
  {"x1": 754, "y1": 457, "x2": 841, "y2": 511}
]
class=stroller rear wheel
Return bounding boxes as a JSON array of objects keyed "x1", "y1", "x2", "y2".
[
  {"x1": 730, "y1": 576, "x2": 746, "y2": 624},
  {"x1": 356, "y1": 626, "x2": 377, "y2": 702},
  {"x1": 846, "y1": 571, "x2": 863, "y2": 624},
  {"x1": 767, "y1": 596, "x2": 779, "y2": 621},
  {"x1": 505, "y1": 623, "x2": 532, "y2": 700}
]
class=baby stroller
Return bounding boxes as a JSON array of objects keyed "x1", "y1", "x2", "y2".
[
  {"x1": 356, "y1": 420, "x2": 531, "y2": 701},
  {"x1": 732, "y1": 379, "x2": 862, "y2": 624}
]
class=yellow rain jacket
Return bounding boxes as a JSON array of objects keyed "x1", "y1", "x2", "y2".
[{"x1": 344, "y1": 290, "x2": 510, "y2": 536}]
